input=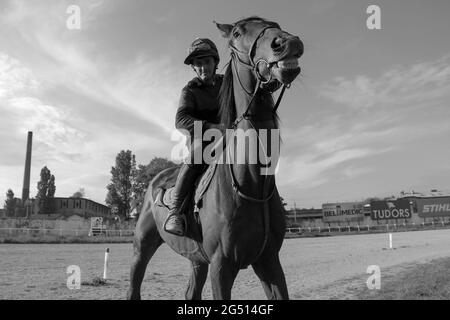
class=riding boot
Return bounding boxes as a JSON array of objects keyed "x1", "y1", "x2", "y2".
[{"x1": 163, "y1": 164, "x2": 202, "y2": 236}]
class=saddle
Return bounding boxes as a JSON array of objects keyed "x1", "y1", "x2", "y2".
[{"x1": 154, "y1": 162, "x2": 217, "y2": 238}]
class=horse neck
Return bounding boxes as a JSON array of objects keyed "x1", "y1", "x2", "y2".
[
  {"x1": 229, "y1": 62, "x2": 276, "y2": 198},
  {"x1": 232, "y1": 64, "x2": 275, "y2": 123}
]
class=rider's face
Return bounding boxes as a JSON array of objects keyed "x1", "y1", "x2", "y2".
[{"x1": 192, "y1": 56, "x2": 216, "y2": 83}]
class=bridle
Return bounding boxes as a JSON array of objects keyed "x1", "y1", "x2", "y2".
[
  {"x1": 228, "y1": 24, "x2": 291, "y2": 129},
  {"x1": 226, "y1": 23, "x2": 291, "y2": 203}
]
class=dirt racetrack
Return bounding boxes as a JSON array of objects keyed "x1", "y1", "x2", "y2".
[{"x1": 2, "y1": 228, "x2": 450, "y2": 299}]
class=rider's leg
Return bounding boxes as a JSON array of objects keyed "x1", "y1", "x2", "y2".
[{"x1": 163, "y1": 163, "x2": 203, "y2": 236}]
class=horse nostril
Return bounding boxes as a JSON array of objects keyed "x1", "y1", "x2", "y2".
[
  {"x1": 298, "y1": 40, "x2": 304, "y2": 57},
  {"x1": 271, "y1": 37, "x2": 283, "y2": 50}
]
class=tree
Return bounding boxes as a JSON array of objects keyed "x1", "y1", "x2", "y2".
[
  {"x1": 364, "y1": 197, "x2": 382, "y2": 204},
  {"x1": 130, "y1": 157, "x2": 177, "y2": 219},
  {"x1": 279, "y1": 196, "x2": 288, "y2": 208},
  {"x1": 36, "y1": 166, "x2": 56, "y2": 214},
  {"x1": 4, "y1": 189, "x2": 15, "y2": 217},
  {"x1": 134, "y1": 157, "x2": 176, "y2": 206},
  {"x1": 106, "y1": 150, "x2": 137, "y2": 218},
  {"x1": 14, "y1": 198, "x2": 24, "y2": 217},
  {"x1": 71, "y1": 188, "x2": 85, "y2": 198}
]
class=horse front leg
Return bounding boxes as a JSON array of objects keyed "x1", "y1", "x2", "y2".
[
  {"x1": 209, "y1": 255, "x2": 239, "y2": 300},
  {"x1": 185, "y1": 261, "x2": 208, "y2": 300},
  {"x1": 251, "y1": 240, "x2": 289, "y2": 300},
  {"x1": 127, "y1": 207, "x2": 163, "y2": 300}
]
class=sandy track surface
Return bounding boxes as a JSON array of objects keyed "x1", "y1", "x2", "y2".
[{"x1": 1, "y1": 229, "x2": 450, "y2": 299}]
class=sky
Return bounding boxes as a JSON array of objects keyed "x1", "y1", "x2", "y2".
[{"x1": 1, "y1": 0, "x2": 449, "y2": 209}]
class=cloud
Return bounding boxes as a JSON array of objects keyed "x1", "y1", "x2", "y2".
[
  {"x1": 0, "y1": 53, "x2": 39, "y2": 98},
  {"x1": 278, "y1": 147, "x2": 379, "y2": 188},
  {"x1": 2, "y1": 0, "x2": 191, "y2": 134},
  {"x1": 341, "y1": 166, "x2": 372, "y2": 179},
  {"x1": 319, "y1": 55, "x2": 450, "y2": 109}
]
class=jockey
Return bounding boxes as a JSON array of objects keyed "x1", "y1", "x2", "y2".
[{"x1": 164, "y1": 38, "x2": 224, "y2": 236}]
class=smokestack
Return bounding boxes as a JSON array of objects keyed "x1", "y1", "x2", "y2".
[{"x1": 22, "y1": 131, "x2": 33, "y2": 202}]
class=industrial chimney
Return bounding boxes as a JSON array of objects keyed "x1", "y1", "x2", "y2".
[{"x1": 22, "y1": 131, "x2": 33, "y2": 202}]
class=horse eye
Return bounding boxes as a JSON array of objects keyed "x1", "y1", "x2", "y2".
[{"x1": 233, "y1": 31, "x2": 241, "y2": 38}]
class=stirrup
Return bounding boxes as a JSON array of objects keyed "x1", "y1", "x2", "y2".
[{"x1": 163, "y1": 212, "x2": 186, "y2": 236}]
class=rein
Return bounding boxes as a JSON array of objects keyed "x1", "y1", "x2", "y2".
[{"x1": 226, "y1": 24, "x2": 290, "y2": 203}]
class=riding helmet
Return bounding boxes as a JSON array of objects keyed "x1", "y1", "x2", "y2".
[{"x1": 184, "y1": 38, "x2": 220, "y2": 65}]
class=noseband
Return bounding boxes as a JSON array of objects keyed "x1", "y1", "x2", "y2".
[{"x1": 229, "y1": 25, "x2": 279, "y2": 85}]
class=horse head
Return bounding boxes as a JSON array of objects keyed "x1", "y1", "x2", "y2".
[{"x1": 215, "y1": 17, "x2": 303, "y2": 92}]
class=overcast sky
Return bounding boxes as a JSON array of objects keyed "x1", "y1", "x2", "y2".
[{"x1": 1, "y1": 0, "x2": 449, "y2": 208}]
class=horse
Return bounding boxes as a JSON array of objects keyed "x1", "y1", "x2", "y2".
[{"x1": 127, "y1": 16, "x2": 303, "y2": 300}]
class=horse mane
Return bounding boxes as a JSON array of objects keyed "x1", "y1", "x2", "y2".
[
  {"x1": 233, "y1": 16, "x2": 280, "y2": 29},
  {"x1": 218, "y1": 63, "x2": 236, "y2": 128}
]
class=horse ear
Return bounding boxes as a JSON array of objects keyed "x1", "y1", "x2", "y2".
[{"x1": 214, "y1": 21, "x2": 233, "y2": 38}]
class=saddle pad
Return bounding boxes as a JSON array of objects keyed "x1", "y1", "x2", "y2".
[
  {"x1": 157, "y1": 162, "x2": 217, "y2": 210},
  {"x1": 194, "y1": 162, "x2": 217, "y2": 207}
]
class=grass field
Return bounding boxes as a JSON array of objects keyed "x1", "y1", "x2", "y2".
[{"x1": 356, "y1": 257, "x2": 450, "y2": 299}]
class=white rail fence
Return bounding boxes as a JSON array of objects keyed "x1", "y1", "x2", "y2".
[
  {"x1": 0, "y1": 228, "x2": 134, "y2": 237},
  {"x1": 1, "y1": 221, "x2": 448, "y2": 238},
  {"x1": 286, "y1": 220, "x2": 450, "y2": 234}
]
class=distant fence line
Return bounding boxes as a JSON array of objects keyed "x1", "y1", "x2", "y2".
[
  {"x1": 1, "y1": 220, "x2": 449, "y2": 239},
  {"x1": 286, "y1": 220, "x2": 450, "y2": 234},
  {"x1": 0, "y1": 228, "x2": 134, "y2": 237}
]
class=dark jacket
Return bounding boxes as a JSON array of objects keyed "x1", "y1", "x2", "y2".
[{"x1": 175, "y1": 74, "x2": 223, "y2": 138}]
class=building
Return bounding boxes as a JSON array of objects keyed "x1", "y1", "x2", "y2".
[
  {"x1": 29, "y1": 197, "x2": 111, "y2": 218},
  {"x1": 52, "y1": 197, "x2": 111, "y2": 217},
  {"x1": 285, "y1": 208, "x2": 322, "y2": 226}
]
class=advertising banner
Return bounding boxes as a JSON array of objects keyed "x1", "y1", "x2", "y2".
[
  {"x1": 322, "y1": 202, "x2": 364, "y2": 222},
  {"x1": 370, "y1": 199, "x2": 411, "y2": 220},
  {"x1": 416, "y1": 197, "x2": 450, "y2": 218}
]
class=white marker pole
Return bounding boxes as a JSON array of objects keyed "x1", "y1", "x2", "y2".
[
  {"x1": 389, "y1": 233, "x2": 393, "y2": 249},
  {"x1": 103, "y1": 248, "x2": 109, "y2": 280}
]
